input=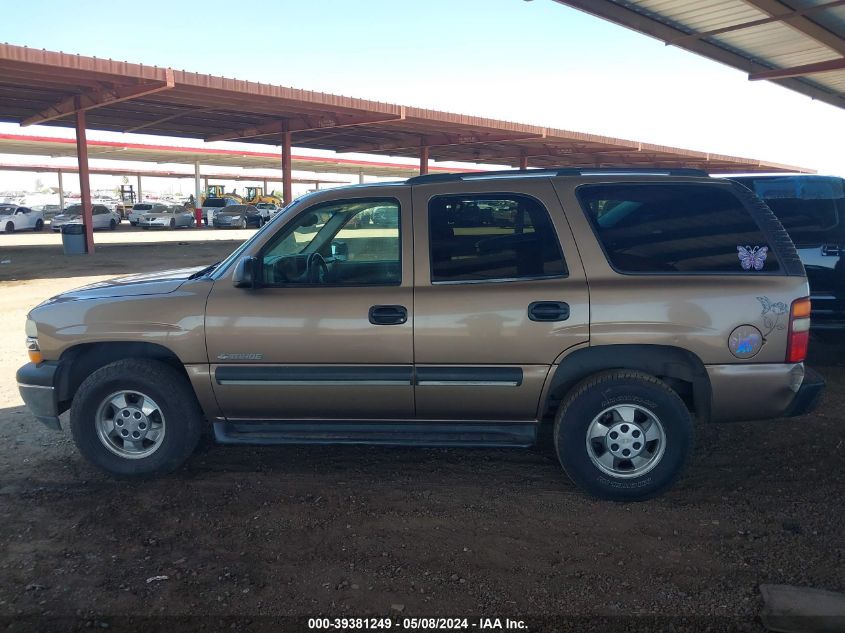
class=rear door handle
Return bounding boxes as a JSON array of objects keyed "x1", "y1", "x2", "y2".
[
  {"x1": 528, "y1": 301, "x2": 570, "y2": 322},
  {"x1": 369, "y1": 305, "x2": 408, "y2": 325}
]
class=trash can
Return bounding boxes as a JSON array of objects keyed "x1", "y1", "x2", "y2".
[{"x1": 61, "y1": 223, "x2": 87, "y2": 255}]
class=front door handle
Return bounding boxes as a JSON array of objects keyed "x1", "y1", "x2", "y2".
[
  {"x1": 369, "y1": 305, "x2": 408, "y2": 325},
  {"x1": 528, "y1": 301, "x2": 570, "y2": 322}
]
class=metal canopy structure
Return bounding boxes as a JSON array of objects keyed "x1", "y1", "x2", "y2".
[
  {"x1": 0, "y1": 133, "x2": 467, "y2": 178},
  {"x1": 0, "y1": 43, "x2": 812, "y2": 252},
  {"x1": 0, "y1": 44, "x2": 807, "y2": 172},
  {"x1": 554, "y1": 0, "x2": 845, "y2": 110}
]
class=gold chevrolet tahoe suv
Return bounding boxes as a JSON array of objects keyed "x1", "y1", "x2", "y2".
[{"x1": 17, "y1": 168, "x2": 825, "y2": 500}]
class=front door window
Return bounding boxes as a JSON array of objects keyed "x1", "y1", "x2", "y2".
[{"x1": 260, "y1": 199, "x2": 401, "y2": 286}]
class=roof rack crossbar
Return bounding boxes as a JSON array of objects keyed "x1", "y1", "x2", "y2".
[{"x1": 405, "y1": 167, "x2": 709, "y2": 184}]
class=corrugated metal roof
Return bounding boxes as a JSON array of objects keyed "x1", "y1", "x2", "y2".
[
  {"x1": 0, "y1": 43, "x2": 809, "y2": 173},
  {"x1": 555, "y1": 0, "x2": 845, "y2": 109}
]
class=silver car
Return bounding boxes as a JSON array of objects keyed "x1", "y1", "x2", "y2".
[
  {"x1": 51, "y1": 204, "x2": 120, "y2": 232},
  {"x1": 127, "y1": 203, "x2": 168, "y2": 226},
  {"x1": 137, "y1": 205, "x2": 196, "y2": 229}
]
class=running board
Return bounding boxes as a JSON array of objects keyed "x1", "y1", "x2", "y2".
[{"x1": 213, "y1": 420, "x2": 537, "y2": 448}]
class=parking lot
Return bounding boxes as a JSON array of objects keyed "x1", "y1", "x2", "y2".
[{"x1": 0, "y1": 232, "x2": 843, "y2": 629}]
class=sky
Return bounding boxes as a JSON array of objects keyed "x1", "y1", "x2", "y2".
[{"x1": 0, "y1": 0, "x2": 843, "y2": 196}]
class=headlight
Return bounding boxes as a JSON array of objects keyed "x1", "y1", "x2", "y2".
[{"x1": 25, "y1": 318, "x2": 38, "y2": 338}]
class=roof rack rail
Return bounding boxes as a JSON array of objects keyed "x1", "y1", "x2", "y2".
[{"x1": 405, "y1": 167, "x2": 709, "y2": 185}]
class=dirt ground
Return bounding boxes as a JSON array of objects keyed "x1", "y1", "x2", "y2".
[{"x1": 0, "y1": 235, "x2": 843, "y2": 632}]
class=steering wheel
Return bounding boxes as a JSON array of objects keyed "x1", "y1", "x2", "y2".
[{"x1": 306, "y1": 252, "x2": 328, "y2": 284}]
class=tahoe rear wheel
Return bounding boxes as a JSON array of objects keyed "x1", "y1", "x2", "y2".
[
  {"x1": 554, "y1": 369, "x2": 693, "y2": 501},
  {"x1": 70, "y1": 359, "x2": 203, "y2": 477}
]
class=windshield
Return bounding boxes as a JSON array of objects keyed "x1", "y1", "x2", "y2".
[
  {"x1": 133, "y1": 204, "x2": 153, "y2": 211},
  {"x1": 63, "y1": 205, "x2": 82, "y2": 215},
  {"x1": 204, "y1": 198, "x2": 228, "y2": 208},
  {"x1": 0, "y1": 205, "x2": 16, "y2": 214}
]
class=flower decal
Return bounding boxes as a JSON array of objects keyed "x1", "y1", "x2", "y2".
[{"x1": 757, "y1": 296, "x2": 788, "y2": 337}]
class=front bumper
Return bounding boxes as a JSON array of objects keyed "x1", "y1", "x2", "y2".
[
  {"x1": 784, "y1": 366, "x2": 825, "y2": 417},
  {"x1": 16, "y1": 362, "x2": 62, "y2": 430}
]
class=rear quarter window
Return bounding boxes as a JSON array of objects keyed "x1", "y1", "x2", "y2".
[
  {"x1": 733, "y1": 176, "x2": 845, "y2": 247},
  {"x1": 577, "y1": 183, "x2": 780, "y2": 274}
]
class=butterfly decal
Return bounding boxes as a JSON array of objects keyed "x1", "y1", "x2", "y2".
[{"x1": 737, "y1": 245, "x2": 768, "y2": 271}]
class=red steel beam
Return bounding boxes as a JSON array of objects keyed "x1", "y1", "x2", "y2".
[
  {"x1": 22, "y1": 69, "x2": 175, "y2": 127},
  {"x1": 75, "y1": 106, "x2": 94, "y2": 254},
  {"x1": 281, "y1": 123, "x2": 292, "y2": 205},
  {"x1": 346, "y1": 131, "x2": 545, "y2": 154},
  {"x1": 124, "y1": 105, "x2": 217, "y2": 133},
  {"x1": 419, "y1": 145, "x2": 430, "y2": 175},
  {"x1": 205, "y1": 112, "x2": 406, "y2": 143},
  {"x1": 749, "y1": 56, "x2": 845, "y2": 80}
]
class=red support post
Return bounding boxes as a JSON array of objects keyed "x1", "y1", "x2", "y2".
[
  {"x1": 75, "y1": 105, "x2": 94, "y2": 254},
  {"x1": 281, "y1": 123, "x2": 292, "y2": 206},
  {"x1": 420, "y1": 145, "x2": 430, "y2": 175}
]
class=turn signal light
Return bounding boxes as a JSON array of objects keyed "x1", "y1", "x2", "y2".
[
  {"x1": 786, "y1": 297, "x2": 811, "y2": 363},
  {"x1": 26, "y1": 337, "x2": 42, "y2": 364}
]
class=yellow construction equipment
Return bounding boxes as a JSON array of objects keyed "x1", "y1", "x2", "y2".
[
  {"x1": 242, "y1": 186, "x2": 283, "y2": 207},
  {"x1": 200, "y1": 185, "x2": 242, "y2": 206}
]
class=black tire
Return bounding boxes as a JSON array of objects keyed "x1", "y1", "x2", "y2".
[
  {"x1": 70, "y1": 358, "x2": 204, "y2": 477},
  {"x1": 109, "y1": 219, "x2": 117, "y2": 230},
  {"x1": 4, "y1": 221, "x2": 14, "y2": 233},
  {"x1": 553, "y1": 369, "x2": 693, "y2": 501},
  {"x1": 34, "y1": 219, "x2": 44, "y2": 232}
]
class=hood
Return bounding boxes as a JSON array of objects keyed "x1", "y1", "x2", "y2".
[
  {"x1": 141, "y1": 213, "x2": 170, "y2": 219},
  {"x1": 217, "y1": 210, "x2": 247, "y2": 217},
  {"x1": 43, "y1": 266, "x2": 206, "y2": 303},
  {"x1": 52, "y1": 214, "x2": 79, "y2": 221}
]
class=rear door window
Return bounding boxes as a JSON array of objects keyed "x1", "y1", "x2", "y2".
[
  {"x1": 578, "y1": 183, "x2": 780, "y2": 274},
  {"x1": 428, "y1": 194, "x2": 567, "y2": 282}
]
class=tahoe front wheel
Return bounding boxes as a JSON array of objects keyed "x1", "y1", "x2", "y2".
[
  {"x1": 70, "y1": 359, "x2": 203, "y2": 477},
  {"x1": 554, "y1": 369, "x2": 693, "y2": 501}
]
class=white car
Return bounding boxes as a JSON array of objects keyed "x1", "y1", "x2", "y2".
[
  {"x1": 137, "y1": 205, "x2": 196, "y2": 229},
  {"x1": 127, "y1": 202, "x2": 168, "y2": 226},
  {"x1": 51, "y1": 204, "x2": 121, "y2": 232},
  {"x1": 0, "y1": 204, "x2": 45, "y2": 233},
  {"x1": 254, "y1": 202, "x2": 281, "y2": 220}
]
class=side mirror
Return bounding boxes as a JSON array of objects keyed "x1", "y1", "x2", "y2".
[{"x1": 232, "y1": 256, "x2": 261, "y2": 288}]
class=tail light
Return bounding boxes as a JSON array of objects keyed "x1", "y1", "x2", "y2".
[{"x1": 786, "y1": 297, "x2": 811, "y2": 363}]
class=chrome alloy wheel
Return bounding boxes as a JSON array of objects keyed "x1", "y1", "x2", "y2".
[
  {"x1": 585, "y1": 404, "x2": 666, "y2": 478},
  {"x1": 95, "y1": 391, "x2": 166, "y2": 459}
]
